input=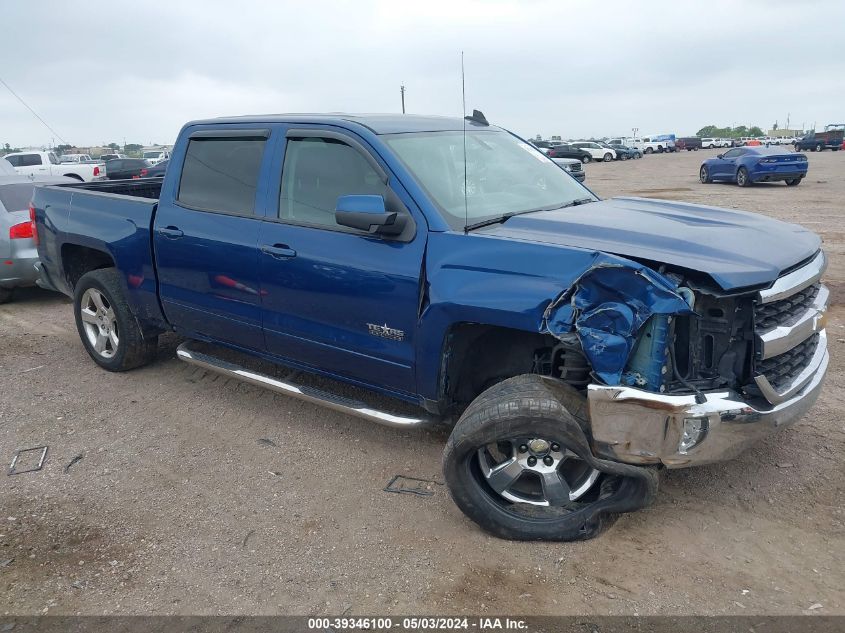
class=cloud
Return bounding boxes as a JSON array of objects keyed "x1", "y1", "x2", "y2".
[{"x1": 1, "y1": 0, "x2": 843, "y2": 147}]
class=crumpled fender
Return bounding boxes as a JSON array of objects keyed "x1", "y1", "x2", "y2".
[{"x1": 542, "y1": 262, "x2": 693, "y2": 385}]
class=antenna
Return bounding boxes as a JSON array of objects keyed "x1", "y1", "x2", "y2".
[{"x1": 462, "y1": 51, "x2": 468, "y2": 234}]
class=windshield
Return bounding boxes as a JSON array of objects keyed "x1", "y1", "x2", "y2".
[
  {"x1": 0, "y1": 183, "x2": 36, "y2": 213},
  {"x1": 384, "y1": 130, "x2": 593, "y2": 230},
  {"x1": 143, "y1": 151, "x2": 161, "y2": 158}
]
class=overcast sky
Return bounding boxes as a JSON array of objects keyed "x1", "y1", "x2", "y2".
[{"x1": 2, "y1": 0, "x2": 843, "y2": 148}]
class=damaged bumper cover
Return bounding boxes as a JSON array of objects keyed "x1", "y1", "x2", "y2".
[{"x1": 586, "y1": 331, "x2": 829, "y2": 468}]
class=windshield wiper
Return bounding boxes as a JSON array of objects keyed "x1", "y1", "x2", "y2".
[
  {"x1": 464, "y1": 210, "x2": 537, "y2": 232},
  {"x1": 559, "y1": 197, "x2": 596, "y2": 208},
  {"x1": 464, "y1": 198, "x2": 597, "y2": 232}
]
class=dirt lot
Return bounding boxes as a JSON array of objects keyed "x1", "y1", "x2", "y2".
[{"x1": 1, "y1": 149, "x2": 843, "y2": 616}]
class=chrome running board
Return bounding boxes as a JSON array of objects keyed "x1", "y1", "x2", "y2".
[{"x1": 176, "y1": 342, "x2": 437, "y2": 429}]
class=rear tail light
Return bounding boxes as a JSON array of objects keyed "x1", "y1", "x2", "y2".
[
  {"x1": 10, "y1": 221, "x2": 34, "y2": 240},
  {"x1": 93, "y1": 166, "x2": 100, "y2": 176},
  {"x1": 759, "y1": 158, "x2": 777, "y2": 163},
  {"x1": 140, "y1": 168, "x2": 148, "y2": 177},
  {"x1": 29, "y1": 203, "x2": 39, "y2": 245}
]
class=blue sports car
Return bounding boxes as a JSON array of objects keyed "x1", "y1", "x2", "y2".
[{"x1": 699, "y1": 146, "x2": 808, "y2": 187}]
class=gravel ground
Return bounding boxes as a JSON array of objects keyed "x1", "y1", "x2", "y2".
[{"x1": 1, "y1": 148, "x2": 842, "y2": 616}]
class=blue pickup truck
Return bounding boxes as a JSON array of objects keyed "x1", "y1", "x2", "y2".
[{"x1": 32, "y1": 113, "x2": 829, "y2": 541}]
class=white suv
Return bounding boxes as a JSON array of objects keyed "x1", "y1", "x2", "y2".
[{"x1": 570, "y1": 142, "x2": 616, "y2": 162}]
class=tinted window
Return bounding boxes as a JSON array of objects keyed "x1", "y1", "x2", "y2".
[
  {"x1": 279, "y1": 137, "x2": 387, "y2": 227},
  {"x1": 723, "y1": 149, "x2": 743, "y2": 158},
  {"x1": 0, "y1": 183, "x2": 35, "y2": 213},
  {"x1": 14, "y1": 154, "x2": 43, "y2": 167},
  {"x1": 107, "y1": 160, "x2": 123, "y2": 170},
  {"x1": 178, "y1": 137, "x2": 266, "y2": 214}
]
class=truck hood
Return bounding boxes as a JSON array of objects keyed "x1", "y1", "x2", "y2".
[{"x1": 481, "y1": 196, "x2": 821, "y2": 290}]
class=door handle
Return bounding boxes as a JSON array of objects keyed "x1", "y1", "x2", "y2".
[
  {"x1": 157, "y1": 226, "x2": 184, "y2": 239},
  {"x1": 261, "y1": 244, "x2": 297, "y2": 260}
]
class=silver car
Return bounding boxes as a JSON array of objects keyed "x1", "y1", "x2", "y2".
[{"x1": 0, "y1": 169, "x2": 75, "y2": 303}]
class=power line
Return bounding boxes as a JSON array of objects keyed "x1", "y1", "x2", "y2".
[{"x1": 0, "y1": 75, "x2": 67, "y2": 144}]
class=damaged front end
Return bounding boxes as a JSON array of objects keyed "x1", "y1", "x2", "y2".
[{"x1": 541, "y1": 254, "x2": 829, "y2": 468}]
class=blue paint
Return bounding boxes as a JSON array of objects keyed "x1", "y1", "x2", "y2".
[{"x1": 542, "y1": 264, "x2": 692, "y2": 386}]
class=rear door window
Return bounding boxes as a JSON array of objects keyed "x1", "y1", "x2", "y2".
[{"x1": 177, "y1": 136, "x2": 267, "y2": 215}]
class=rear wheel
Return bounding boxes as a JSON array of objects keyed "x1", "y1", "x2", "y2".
[
  {"x1": 442, "y1": 375, "x2": 655, "y2": 541},
  {"x1": 786, "y1": 178, "x2": 801, "y2": 186},
  {"x1": 603, "y1": 152, "x2": 613, "y2": 162},
  {"x1": 581, "y1": 154, "x2": 591, "y2": 164},
  {"x1": 815, "y1": 143, "x2": 823, "y2": 152},
  {"x1": 73, "y1": 268, "x2": 158, "y2": 371},
  {"x1": 620, "y1": 153, "x2": 629, "y2": 161},
  {"x1": 700, "y1": 165, "x2": 711, "y2": 183},
  {"x1": 736, "y1": 166, "x2": 751, "y2": 187},
  {"x1": 644, "y1": 147, "x2": 653, "y2": 154}
]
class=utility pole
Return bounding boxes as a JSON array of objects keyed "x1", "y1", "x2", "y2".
[{"x1": 400, "y1": 84, "x2": 406, "y2": 114}]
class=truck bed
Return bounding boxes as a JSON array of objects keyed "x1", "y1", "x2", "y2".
[{"x1": 53, "y1": 176, "x2": 163, "y2": 200}]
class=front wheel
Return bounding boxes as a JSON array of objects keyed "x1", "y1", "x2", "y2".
[
  {"x1": 644, "y1": 147, "x2": 653, "y2": 154},
  {"x1": 736, "y1": 166, "x2": 751, "y2": 187},
  {"x1": 603, "y1": 153, "x2": 613, "y2": 162},
  {"x1": 786, "y1": 178, "x2": 801, "y2": 186},
  {"x1": 73, "y1": 268, "x2": 158, "y2": 371},
  {"x1": 581, "y1": 154, "x2": 591, "y2": 164},
  {"x1": 442, "y1": 375, "x2": 657, "y2": 541},
  {"x1": 700, "y1": 165, "x2": 711, "y2": 183}
]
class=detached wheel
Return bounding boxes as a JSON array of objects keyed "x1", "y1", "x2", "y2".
[
  {"x1": 603, "y1": 152, "x2": 613, "y2": 162},
  {"x1": 786, "y1": 178, "x2": 801, "y2": 186},
  {"x1": 736, "y1": 166, "x2": 751, "y2": 187},
  {"x1": 700, "y1": 165, "x2": 711, "y2": 183},
  {"x1": 443, "y1": 375, "x2": 653, "y2": 541},
  {"x1": 73, "y1": 268, "x2": 158, "y2": 371}
]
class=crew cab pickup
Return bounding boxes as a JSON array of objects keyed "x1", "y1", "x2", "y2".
[
  {"x1": 32, "y1": 113, "x2": 829, "y2": 541},
  {"x1": 794, "y1": 124, "x2": 845, "y2": 152},
  {"x1": 5, "y1": 151, "x2": 105, "y2": 182}
]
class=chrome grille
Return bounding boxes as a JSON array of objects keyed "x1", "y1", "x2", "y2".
[
  {"x1": 756, "y1": 334, "x2": 820, "y2": 393},
  {"x1": 751, "y1": 252, "x2": 828, "y2": 404},
  {"x1": 755, "y1": 283, "x2": 820, "y2": 330}
]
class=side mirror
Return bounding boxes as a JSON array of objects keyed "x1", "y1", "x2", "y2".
[
  {"x1": 335, "y1": 195, "x2": 406, "y2": 236},
  {"x1": 716, "y1": 154, "x2": 724, "y2": 159}
]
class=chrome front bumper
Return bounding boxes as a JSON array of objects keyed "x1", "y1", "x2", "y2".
[{"x1": 586, "y1": 331, "x2": 829, "y2": 468}]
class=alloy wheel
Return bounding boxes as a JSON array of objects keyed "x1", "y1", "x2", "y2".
[{"x1": 79, "y1": 288, "x2": 119, "y2": 358}]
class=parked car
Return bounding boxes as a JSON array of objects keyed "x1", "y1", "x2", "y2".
[
  {"x1": 142, "y1": 150, "x2": 171, "y2": 165},
  {"x1": 550, "y1": 157, "x2": 585, "y2": 182},
  {"x1": 607, "y1": 143, "x2": 641, "y2": 160},
  {"x1": 33, "y1": 112, "x2": 829, "y2": 542},
  {"x1": 142, "y1": 159, "x2": 169, "y2": 178},
  {"x1": 624, "y1": 137, "x2": 671, "y2": 154},
  {"x1": 104, "y1": 158, "x2": 153, "y2": 180},
  {"x1": 4, "y1": 151, "x2": 106, "y2": 182},
  {"x1": 700, "y1": 137, "x2": 719, "y2": 149},
  {"x1": 570, "y1": 141, "x2": 615, "y2": 162},
  {"x1": 675, "y1": 137, "x2": 702, "y2": 151},
  {"x1": 700, "y1": 146, "x2": 808, "y2": 187},
  {"x1": 529, "y1": 140, "x2": 554, "y2": 155},
  {"x1": 0, "y1": 173, "x2": 76, "y2": 303},
  {"x1": 547, "y1": 143, "x2": 592, "y2": 163},
  {"x1": 793, "y1": 125, "x2": 844, "y2": 152}
]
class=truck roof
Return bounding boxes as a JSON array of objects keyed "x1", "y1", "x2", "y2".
[{"x1": 189, "y1": 113, "x2": 494, "y2": 135}]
